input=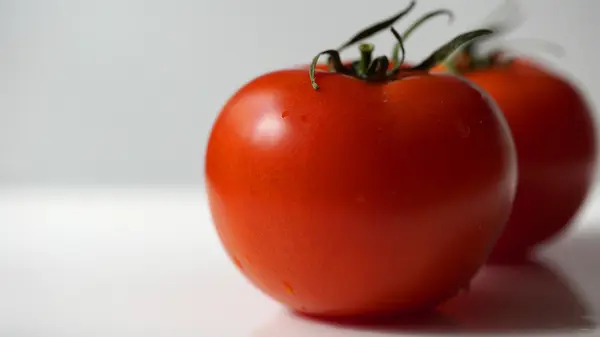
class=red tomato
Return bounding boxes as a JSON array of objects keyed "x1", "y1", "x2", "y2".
[
  {"x1": 434, "y1": 58, "x2": 597, "y2": 263},
  {"x1": 205, "y1": 67, "x2": 517, "y2": 316}
]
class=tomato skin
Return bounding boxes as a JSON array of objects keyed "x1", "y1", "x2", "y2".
[
  {"x1": 205, "y1": 69, "x2": 517, "y2": 316},
  {"x1": 435, "y1": 59, "x2": 597, "y2": 262}
]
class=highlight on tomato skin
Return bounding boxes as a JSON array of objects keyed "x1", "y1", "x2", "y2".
[
  {"x1": 426, "y1": 7, "x2": 598, "y2": 263},
  {"x1": 205, "y1": 3, "x2": 518, "y2": 317}
]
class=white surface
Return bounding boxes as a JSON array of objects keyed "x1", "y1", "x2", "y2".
[
  {"x1": 1, "y1": 0, "x2": 599, "y2": 184},
  {"x1": 1, "y1": 187, "x2": 600, "y2": 337}
]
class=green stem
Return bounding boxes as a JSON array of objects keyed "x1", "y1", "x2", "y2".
[
  {"x1": 441, "y1": 0, "x2": 522, "y2": 73},
  {"x1": 358, "y1": 43, "x2": 374, "y2": 76},
  {"x1": 309, "y1": 50, "x2": 351, "y2": 90},
  {"x1": 337, "y1": 0, "x2": 416, "y2": 52},
  {"x1": 410, "y1": 29, "x2": 493, "y2": 71},
  {"x1": 367, "y1": 56, "x2": 389, "y2": 80},
  {"x1": 391, "y1": 9, "x2": 454, "y2": 63},
  {"x1": 406, "y1": 9, "x2": 454, "y2": 41},
  {"x1": 441, "y1": 58, "x2": 460, "y2": 75},
  {"x1": 389, "y1": 27, "x2": 405, "y2": 74}
]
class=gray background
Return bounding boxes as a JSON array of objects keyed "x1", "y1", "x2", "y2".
[{"x1": 1, "y1": 0, "x2": 598, "y2": 186}]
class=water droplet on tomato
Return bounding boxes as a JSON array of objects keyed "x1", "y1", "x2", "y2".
[
  {"x1": 382, "y1": 92, "x2": 389, "y2": 103},
  {"x1": 233, "y1": 256, "x2": 244, "y2": 270},
  {"x1": 281, "y1": 110, "x2": 290, "y2": 119},
  {"x1": 456, "y1": 120, "x2": 471, "y2": 138},
  {"x1": 462, "y1": 126, "x2": 471, "y2": 138},
  {"x1": 283, "y1": 281, "x2": 295, "y2": 295}
]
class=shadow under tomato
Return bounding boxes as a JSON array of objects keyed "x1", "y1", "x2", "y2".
[
  {"x1": 436, "y1": 259, "x2": 595, "y2": 333},
  {"x1": 253, "y1": 231, "x2": 599, "y2": 336}
]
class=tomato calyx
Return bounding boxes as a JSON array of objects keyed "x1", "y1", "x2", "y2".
[
  {"x1": 418, "y1": 1, "x2": 518, "y2": 74},
  {"x1": 307, "y1": 1, "x2": 452, "y2": 90},
  {"x1": 429, "y1": 0, "x2": 561, "y2": 74},
  {"x1": 443, "y1": 37, "x2": 566, "y2": 74},
  {"x1": 332, "y1": 2, "x2": 454, "y2": 68},
  {"x1": 309, "y1": 28, "x2": 493, "y2": 90},
  {"x1": 443, "y1": 44, "x2": 508, "y2": 74},
  {"x1": 307, "y1": 1, "x2": 491, "y2": 90},
  {"x1": 308, "y1": 28, "x2": 405, "y2": 90}
]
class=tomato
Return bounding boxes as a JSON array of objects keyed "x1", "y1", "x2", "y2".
[
  {"x1": 205, "y1": 29, "x2": 517, "y2": 316},
  {"x1": 433, "y1": 54, "x2": 597, "y2": 263}
]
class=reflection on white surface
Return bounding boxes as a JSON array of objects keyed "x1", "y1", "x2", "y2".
[
  {"x1": 440, "y1": 260, "x2": 594, "y2": 332},
  {"x1": 0, "y1": 188, "x2": 599, "y2": 337},
  {"x1": 254, "y1": 243, "x2": 600, "y2": 337}
]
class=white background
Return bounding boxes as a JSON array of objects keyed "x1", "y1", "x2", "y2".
[{"x1": 1, "y1": 0, "x2": 599, "y2": 185}]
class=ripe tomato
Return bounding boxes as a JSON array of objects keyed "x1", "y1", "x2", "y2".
[
  {"x1": 205, "y1": 29, "x2": 517, "y2": 316},
  {"x1": 433, "y1": 54, "x2": 597, "y2": 263}
]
